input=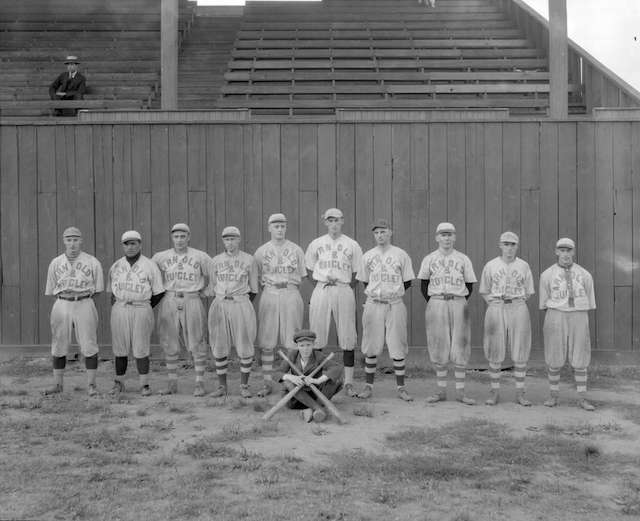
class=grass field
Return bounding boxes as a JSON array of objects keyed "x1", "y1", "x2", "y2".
[{"x1": 1, "y1": 357, "x2": 639, "y2": 521}]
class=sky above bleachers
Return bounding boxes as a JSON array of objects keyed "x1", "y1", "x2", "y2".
[{"x1": 196, "y1": 0, "x2": 640, "y2": 92}]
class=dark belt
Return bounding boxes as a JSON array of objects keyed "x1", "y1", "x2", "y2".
[
  {"x1": 272, "y1": 282, "x2": 289, "y2": 289},
  {"x1": 57, "y1": 294, "x2": 92, "y2": 302},
  {"x1": 442, "y1": 294, "x2": 455, "y2": 301},
  {"x1": 372, "y1": 299, "x2": 390, "y2": 304},
  {"x1": 224, "y1": 295, "x2": 235, "y2": 300},
  {"x1": 502, "y1": 298, "x2": 513, "y2": 304}
]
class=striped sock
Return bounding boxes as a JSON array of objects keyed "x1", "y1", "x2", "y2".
[
  {"x1": 261, "y1": 349, "x2": 274, "y2": 382},
  {"x1": 514, "y1": 363, "x2": 527, "y2": 391},
  {"x1": 365, "y1": 356, "x2": 377, "y2": 385},
  {"x1": 393, "y1": 358, "x2": 406, "y2": 387},
  {"x1": 240, "y1": 357, "x2": 253, "y2": 386},
  {"x1": 194, "y1": 359, "x2": 206, "y2": 383},
  {"x1": 435, "y1": 364, "x2": 448, "y2": 390},
  {"x1": 215, "y1": 356, "x2": 228, "y2": 387},
  {"x1": 547, "y1": 366, "x2": 561, "y2": 394},
  {"x1": 454, "y1": 365, "x2": 466, "y2": 391},
  {"x1": 574, "y1": 367, "x2": 587, "y2": 394},
  {"x1": 166, "y1": 355, "x2": 179, "y2": 381},
  {"x1": 489, "y1": 362, "x2": 501, "y2": 390}
]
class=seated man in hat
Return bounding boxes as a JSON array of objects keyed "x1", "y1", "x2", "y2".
[
  {"x1": 277, "y1": 329, "x2": 343, "y2": 423},
  {"x1": 49, "y1": 55, "x2": 86, "y2": 116}
]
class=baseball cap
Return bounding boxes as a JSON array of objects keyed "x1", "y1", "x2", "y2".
[
  {"x1": 63, "y1": 226, "x2": 82, "y2": 238},
  {"x1": 64, "y1": 55, "x2": 80, "y2": 64},
  {"x1": 371, "y1": 218, "x2": 391, "y2": 231},
  {"x1": 121, "y1": 230, "x2": 142, "y2": 243},
  {"x1": 222, "y1": 226, "x2": 241, "y2": 237},
  {"x1": 436, "y1": 222, "x2": 456, "y2": 234},
  {"x1": 268, "y1": 213, "x2": 287, "y2": 224},
  {"x1": 323, "y1": 208, "x2": 343, "y2": 220},
  {"x1": 171, "y1": 223, "x2": 190, "y2": 234},
  {"x1": 293, "y1": 329, "x2": 317, "y2": 343},
  {"x1": 500, "y1": 231, "x2": 519, "y2": 244},
  {"x1": 556, "y1": 237, "x2": 575, "y2": 249}
]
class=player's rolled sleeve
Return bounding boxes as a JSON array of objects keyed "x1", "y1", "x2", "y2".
[
  {"x1": 538, "y1": 275, "x2": 550, "y2": 310},
  {"x1": 401, "y1": 252, "x2": 415, "y2": 282},
  {"x1": 150, "y1": 262, "x2": 164, "y2": 295},
  {"x1": 93, "y1": 262, "x2": 104, "y2": 293},
  {"x1": 304, "y1": 244, "x2": 318, "y2": 272},
  {"x1": 45, "y1": 261, "x2": 56, "y2": 295},
  {"x1": 248, "y1": 258, "x2": 259, "y2": 293},
  {"x1": 463, "y1": 257, "x2": 477, "y2": 283}
]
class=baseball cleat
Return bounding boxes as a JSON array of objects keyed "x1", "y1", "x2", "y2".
[
  {"x1": 159, "y1": 381, "x2": 178, "y2": 395},
  {"x1": 397, "y1": 386, "x2": 414, "y2": 402},
  {"x1": 312, "y1": 408, "x2": 327, "y2": 423},
  {"x1": 426, "y1": 391, "x2": 447, "y2": 403},
  {"x1": 240, "y1": 384, "x2": 252, "y2": 399},
  {"x1": 210, "y1": 385, "x2": 227, "y2": 398},
  {"x1": 109, "y1": 380, "x2": 125, "y2": 396},
  {"x1": 256, "y1": 381, "x2": 273, "y2": 397},
  {"x1": 301, "y1": 408, "x2": 313, "y2": 423},
  {"x1": 357, "y1": 384, "x2": 373, "y2": 399},
  {"x1": 87, "y1": 384, "x2": 99, "y2": 397},
  {"x1": 485, "y1": 389, "x2": 500, "y2": 406},
  {"x1": 577, "y1": 398, "x2": 595, "y2": 411},
  {"x1": 516, "y1": 392, "x2": 532, "y2": 407},
  {"x1": 456, "y1": 392, "x2": 476, "y2": 406},
  {"x1": 42, "y1": 383, "x2": 63, "y2": 395},
  {"x1": 543, "y1": 395, "x2": 559, "y2": 408},
  {"x1": 193, "y1": 382, "x2": 206, "y2": 397},
  {"x1": 140, "y1": 385, "x2": 152, "y2": 397},
  {"x1": 343, "y1": 383, "x2": 358, "y2": 397}
]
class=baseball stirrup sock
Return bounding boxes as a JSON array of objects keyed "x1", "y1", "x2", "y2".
[
  {"x1": 240, "y1": 357, "x2": 253, "y2": 385},
  {"x1": 393, "y1": 358, "x2": 406, "y2": 387},
  {"x1": 514, "y1": 364, "x2": 527, "y2": 390},
  {"x1": 166, "y1": 354, "x2": 179, "y2": 380},
  {"x1": 115, "y1": 356, "x2": 128, "y2": 376},
  {"x1": 435, "y1": 364, "x2": 448, "y2": 389},
  {"x1": 547, "y1": 366, "x2": 561, "y2": 393},
  {"x1": 85, "y1": 354, "x2": 98, "y2": 370},
  {"x1": 215, "y1": 356, "x2": 228, "y2": 386},
  {"x1": 364, "y1": 356, "x2": 377, "y2": 385},
  {"x1": 343, "y1": 350, "x2": 355, "y2": 385},
  {"x1": 489, "y1": 363, "x2": 501, "y2": 389},
  {"x1": 261, "y1": 349, "x2": 274, "y2": 381},
  {"x1": 454, "y1": 365, "x2": 466, "y2": 390},
  {"x1": 195, "y1": 360, "x2": 206, "y2": 383},
  {"x1": 574, "y1": 368, "x2": 587, "y2": 393},
  {"x1": 136, "y1": 356, "x2": 150, "y2": 375},
  {"x1": 52, "y1": 356, "x2": 66, "y2": 370}
]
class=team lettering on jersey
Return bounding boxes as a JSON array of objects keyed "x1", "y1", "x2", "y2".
[
  {"x1": 255, "y1": 240, "x2": 306, "y2": 286},
  {"x1": 306, "y1": 235, "x2": 362, "y2": 283},
  {"x1": 152, "y1": 248, "x2": 210, "y2": 292},
  {"x1": 45, "y1": 253, "x2": 104, "y2": 295},
  {"x1": 210, "y1": 251, "x2": 257, "y2": 296},
  {"x1": 539, "y1": 264, "x2": 595, "y2": 311},
  {"x1": 109, "y1": 256, "x2": 163, "y2": 301},
  {"x1": 358, "y1": 246, "x2": 414, "y2": 300},
  {"x1": 480, "y1": 258, "x2": 534, "y2": 300},
  {"x1": 418, "y1": 250, "x2": 476, "y2": 296}
]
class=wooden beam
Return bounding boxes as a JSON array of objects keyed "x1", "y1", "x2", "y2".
[
  {"x1": 548, "y1": 0, "x2": 568, "y2": 118},
  {"x1": 161, "y1": 0, "x2": 178, "y2": 110}
]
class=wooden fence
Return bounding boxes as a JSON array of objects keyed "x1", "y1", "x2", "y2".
[{"x1": 1, "y1": 119, "x2": 639, "y2": 362}]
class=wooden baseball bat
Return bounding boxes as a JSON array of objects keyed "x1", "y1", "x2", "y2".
[
  {"x1": 278, "y1": 350, "x2": 347, "y2": 425},
  {"x1": 261, "y1": 352, "x2": 335, "y2": 421}
]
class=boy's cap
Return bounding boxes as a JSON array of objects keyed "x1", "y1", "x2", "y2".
[{"x1": 293, "y1": 329, "x2": 317, "y2": 343}]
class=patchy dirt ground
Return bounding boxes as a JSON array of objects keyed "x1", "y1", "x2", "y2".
[{"x1": 1, "y1": 357, "x2": 639, "y2": 521}]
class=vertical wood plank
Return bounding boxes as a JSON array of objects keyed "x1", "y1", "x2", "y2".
[
  {"x1": 299, "y1": 124, "x2": 317, "y2": 193},
  {"x1": 428, "y1": 123, "x2": 447, "y2": 239},
  {"x1": 317, "y1": 124, "x2": 336, "y2": 236},
  {"x1": 595, "y1": 122, "x2": 614, "y2": 350},
  {"x1": 355, "y1": 124, "x2": 374, "y2": 250},
  {"x1": 75, "y1": 126, "x2": 95, "y2": 252},
  {"x1": 614, "y1": 287, "x2": 633, "y2": 351},
  {"x1": 483, "y1": 123, "x2": 502, "y2": 264},
  {"x1": 612, "y1": 123, "x2": 633, "y2": 287},
  {"x1": 207, "y1": 125, "x2": 224, "y2": 248},
  {"x1": 135, "y1": 192, "x2": 152, "y2": 252},
  {"x1": 539, "y1": 123, "x2": 559, "y2": 269},
  {"x1": 223, "y1": 125, "x2": 245, "y2": 244},
  {"x1": 131, "y1": 124, "x2": 151, "y2": 193},
  {"x1": 336, "y1": 124, "x2": 355, "y2": 236},
  {"x1": 632, "y1": 122, "x2": 640, "y2": 350},
  {"x1": 281, "y1": 124, "x2": 300, "y2": 243},
  {"x1": 501, "y1": 123, "x2": 520, "y2": 235},
  {"x1": 187, "y1": 124, "x2": 207, "y2": 193},
  {"x1": 261, "y1": 124, "x2": 281, "y2": 241},
  {"x1": 244, "y1": 124, "x2": 263, "y2": 254},
  {"x1": 188, "y1": 191, "x2": 207, "y2": 252},
  {"x1": 150, "y1": 125, "x2": 170, "y2": 253},
  {"x1": 557, "y1": 122, "x2": 577, "y2": 240},
  {"x1": 37, "y1": 193, "x2": 57, "y2": 343},
  {"x1": 112, "y1": 125, "x2": 133, "y2": 259},
  {"x1": 168, "y1": 125, "x2": 188, "y2": 226},
  {"x1": 446, "y1": 123, "x2": 466, "y2": 249}
]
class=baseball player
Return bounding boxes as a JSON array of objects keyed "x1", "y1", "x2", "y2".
[
  {"x1": 254, "y1": 213, "x2": 306, "y2": 397},
  {"x1": 540, "y1": 238, "x2": 596, "y2": 411},
  {"x1": 418, "y1": 222, "x2": 477, "y2": 405},
  {"x1": 356, "y1": 219, "x2": 415, "y2": 401},
  {"x1": 107, "y1": 230, "x2": 165, "y2": 397},
  {"x1": 207, "y1": 226, "x2": 259, "y2": 398},
  {"x1": 152, "y1": 223, "x2": 211, "y2": 396},
  {"x1": 43, "y1": 227, "x2": 104, "y2": 396},
  {"x1": 479, "y1": 232, "x2": 535, "y2": 406},
  {"x1": 305, "y1": 208, "x2": 363, "y2": 397}
]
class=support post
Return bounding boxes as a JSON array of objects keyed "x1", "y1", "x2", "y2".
[
  {"x1": 548, "y1": 0, "x2": 568, "y2": 118},
  {"x1": 161, "y1": 0, "x2": 179, "y2": 110}
]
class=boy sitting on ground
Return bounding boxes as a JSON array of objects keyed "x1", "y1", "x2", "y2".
[{"x1": 278, "y1": 329, "x2": 343, "y2": 422}]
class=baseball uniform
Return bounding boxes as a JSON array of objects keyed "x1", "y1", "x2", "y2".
[
  {"x1": 305, "y1": 233, "x2": 362, "y2": 351},
  {"x1": 108, "y1": 254, "x2": 164, "y2": 359}
]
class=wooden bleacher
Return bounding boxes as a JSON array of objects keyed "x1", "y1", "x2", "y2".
[
  {"x1": 215, "y1": 0, "x2": 583, "y2": 115},
  {"x1": 0, "y1": 0, "x2": 195, "y2": 117}
]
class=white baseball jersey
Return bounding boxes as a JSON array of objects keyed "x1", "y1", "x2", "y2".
[
  {"x1": 305, "y1": 234, "x2": 363, "y2": 283},
  {"x1": 208, "y1": 250, "x2": 258, "y2": 297},
  {"x1": 479, "y1": 257, "x2": 535, "y2": 302},
  {"x1": 45, "y1": 252, "x2": 104, "y2": 295},
  {"x1": 152, "y1": 247, "x2": 211, "y2": 292},
  {"x1": 254, "y1": 240, "x2": 306, "y2": 286},
  {"x1": 108, "y1": 255, "x2": 164, "y2": 301},
  {"x1": 418, "y1": 249, "x2": 477, "y2": 296},
  {"x1": 539, "y1": 263, "x2": 595, "y2": 311},
  {"x1": 357, "y1": 245, "x2": 415, "y2": 300}
]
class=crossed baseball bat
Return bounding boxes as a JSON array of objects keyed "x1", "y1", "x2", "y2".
[{"x1": 262, "y1": 350, "x2": 346, "y2": 424}]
